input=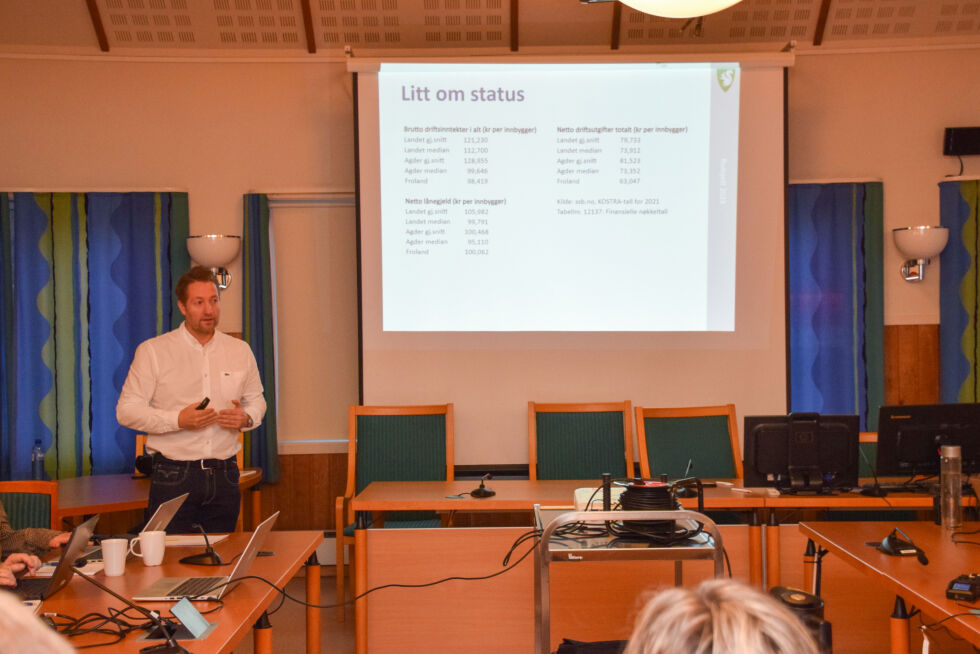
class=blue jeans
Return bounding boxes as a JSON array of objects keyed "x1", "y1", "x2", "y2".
[{"x1": 147, "y1": 454, "x2": 241, "y2": 534}]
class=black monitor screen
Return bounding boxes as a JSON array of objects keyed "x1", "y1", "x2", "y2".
[
  {"x1": 743, "y1": 413, "x2": 859, "y2": 493},
  {"x1": 876, "y1": 403, "x2": 980, "y2": 477}
]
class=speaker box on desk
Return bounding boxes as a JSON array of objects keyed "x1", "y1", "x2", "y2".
[{"x1": 944, "y1": 127, "x2": 980, "y2": 156}]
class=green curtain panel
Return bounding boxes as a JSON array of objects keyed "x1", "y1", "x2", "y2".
[
  {"x1": 787, "y1": 182, "x2": 884, "y2": 431},
  {"x1": 243, "y1": 194, "x2": 279, "y2": 483},
  {"x1": 0, "y1": 192, "x2": 188, "y2": 480},
  {"x1": 940, "y1": 180, "x2": 980, "y2": 402}
]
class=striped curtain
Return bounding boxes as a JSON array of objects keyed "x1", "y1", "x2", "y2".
[
  {"x1": 788, "y1": 182, "x2": 885, "y2": 431},
  {"x1": 0, "y1": 192, "x2": 188, "y2": 480},
  {"x1": 940, "y1": 180, "x2": 980, "y2": 402},
  {"x1": 242, "y1": 194, "x2": 279, "y2": 483}
]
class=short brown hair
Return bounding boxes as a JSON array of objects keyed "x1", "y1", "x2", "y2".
[{"x1": 175, "y1": 266, "x2": 218, "y2": 303}]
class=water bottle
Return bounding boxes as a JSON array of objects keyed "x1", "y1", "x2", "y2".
[
  {"x1": 941, "y1": 444, "x2": 962, "y2": 529},
  {"x1": 31, "y1": 439, "x2": 45, "y2": 480}
]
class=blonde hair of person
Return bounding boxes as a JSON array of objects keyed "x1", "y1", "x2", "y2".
[
  {"x1": 624, "y1": 579, "x2": 821, "y2": 654},
  {"x1": 0, "y1": 590, "x2": 75, "y2": 654}
]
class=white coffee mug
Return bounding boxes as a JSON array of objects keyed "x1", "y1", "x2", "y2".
[
  {"x1": 129, "y1": 530, "x2": 166, "y2": 566},
  {"x1": 101, "y1": 538, "x2": 128, "y2": 576}
]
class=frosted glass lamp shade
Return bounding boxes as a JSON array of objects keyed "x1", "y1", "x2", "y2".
[
  {"x1": 186, "y1": 235, "x2": 241, "y2": 268},
  {"x1": 619, "y1": 0, "x2": 743, "y2": 18},
  {"x1": 893, "y1": 226, "x2": 948, "y2": 260},
  {"x1": 892, "y1": 226, "x2": 948, "y2": 282}
]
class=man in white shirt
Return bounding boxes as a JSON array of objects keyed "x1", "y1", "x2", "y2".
[{"x1": 116, "y1": 266, "x2": 266, "y2": 533}]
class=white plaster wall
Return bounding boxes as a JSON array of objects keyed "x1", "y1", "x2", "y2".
[
  {"x1": 787, "y1": 46, "x2": 980, "y2": 325},
  {"x1": 0, "y1": 55, "x2": 355, "y2": 332}
]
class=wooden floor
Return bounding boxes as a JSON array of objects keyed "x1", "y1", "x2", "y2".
[{"x1": 232, "y1": 571, "x2": 354, "y2": 654}]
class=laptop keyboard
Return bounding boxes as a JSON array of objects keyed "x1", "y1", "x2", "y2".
[{"x1": 168, "y1": 577, "x2": 224, "y2": 598}]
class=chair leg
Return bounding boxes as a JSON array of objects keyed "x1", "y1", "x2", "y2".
[{"x1": 336, "y1": 538, "x2": 347, "y2": 622}]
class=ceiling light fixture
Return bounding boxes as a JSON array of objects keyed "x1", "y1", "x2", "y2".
[{"x1": 617, "y1": 0, "x2": 743, "y2": 19}]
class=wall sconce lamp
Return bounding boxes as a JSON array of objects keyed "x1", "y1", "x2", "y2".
[
  {"x1": 893, "y1": 226, "x2": 949, "y2": 282},
  {"x1": 186, "y1": 234, "x2": 241, "y2": 290}
]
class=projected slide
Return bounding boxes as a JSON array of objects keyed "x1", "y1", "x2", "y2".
[{"x1": 378, "y1": 62, "x2": 739, "y2": 332}]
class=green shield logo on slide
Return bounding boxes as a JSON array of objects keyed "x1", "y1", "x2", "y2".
[{"x1": 717, "y1": 68, "x2": 736, "y2": 92}]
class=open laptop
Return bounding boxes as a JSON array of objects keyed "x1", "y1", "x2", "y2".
[
  {"x1": 133, "y1": 510, "x2": 279, "y2": 602},
  {"x1": 80, "y1": 492, "x2": 189, "y2": 562},
  {"x1": 13, "y1": 514, "x2": 99, "y2": 601}
]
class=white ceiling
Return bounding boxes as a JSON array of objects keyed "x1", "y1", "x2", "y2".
[{"x1": 0, "y1": 0, "x2": 978, "y2": 57}]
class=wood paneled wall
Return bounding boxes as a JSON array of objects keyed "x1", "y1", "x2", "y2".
[
  {"x1": 884, "y1": 324, "x2": 939, "y2": 406},
  {"x1": 259, "y1": 452, "x2": 348, "y2": 532},
  {"x1": 268, "y1": 324, "x2": 941, "y2": 532}
]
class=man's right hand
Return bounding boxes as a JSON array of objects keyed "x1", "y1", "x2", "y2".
[{"x1": 177, "y1": 402, "x2": 218, "y2": 430}]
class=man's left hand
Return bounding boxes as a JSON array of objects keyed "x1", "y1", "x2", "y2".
[{"x1": 217, "y1": 400, "x2": 251, "y2": 430}]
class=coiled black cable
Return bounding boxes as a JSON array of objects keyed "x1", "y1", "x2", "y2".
[{"x1": 607, "y1": 482, "x2": 705, "y2": 544}]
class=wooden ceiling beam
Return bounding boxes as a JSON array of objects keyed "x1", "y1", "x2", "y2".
[
  {"x1": 301, "y1": 0, "x2": 316, "y2": 54},
  {"x1": 510, "y1": 0, "x2": 519, "y2": 52},
  {"x1": 611, "y1": 1, "x2": 622, "y2": 50},
  {"x1": 84, "y1": 0, "x2": 110, "y2": 52},
  {"x1": 813, "y1": 0, "x2": 832, "y2": 47}
]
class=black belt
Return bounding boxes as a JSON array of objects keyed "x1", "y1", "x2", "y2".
[{"x1": 153, "y1": 453, "x2": 237, "y2": 469}]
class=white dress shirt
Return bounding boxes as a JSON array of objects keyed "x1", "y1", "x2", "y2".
[{"x1": 116, "y1": 322, "x2": 266, "y2": 461}]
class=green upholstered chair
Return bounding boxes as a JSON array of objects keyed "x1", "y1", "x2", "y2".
[
  {"x1": 635, "y1": 404, "x2": 742, "y2": 480},
  {"x1": 334, "y1": 404, "x2": 454, "y2": 621},
  {"x1": 528, "y1": 401, "x2": 633, "y2": 480},
  {"x1": 0, "y1": 480, "x2": 59, "y2": 530}
]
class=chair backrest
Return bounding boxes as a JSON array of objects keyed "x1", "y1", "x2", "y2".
[
  {"x1": 346, "y1": 404, "x2": 455, "y2": 496},
  {"x1": 635, "y1": 404, "x2": 742, "y2": 480},
  {"x1": 0, "y1": 480, "x2": 59, "y2": 530},
  {"x1": 528, "y1": 401, "x2": 633, "y2": 481},
  {"x1": 135, "y1": 433, "x2": 245, "y2": 472}
]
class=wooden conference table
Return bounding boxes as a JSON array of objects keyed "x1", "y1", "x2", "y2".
[
  {"x1": 350, "y1": 479, "x2": 967, "y2": 653},
  {"x1": 54, "y1": 470, "x2": 263, "y2": 531},
  {"x1": 350, "y1": 479, "x2": 765, "y2": 654},
  {"x1": 763, "y1": 485, "x2": 968, "y2": 588},
  {"x1": 800, "y1": 520, "x2": 980, "y2": 654},
  {"x1": 39, "y1": 530, "x2": 322, "y2": 654}
]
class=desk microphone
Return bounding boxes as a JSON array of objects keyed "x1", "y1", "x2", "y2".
[
  {"x1": 675, "y1": 460, "x2": 698, "y2": 498},
  {"x1": 859, "y1": 447, "x2": 888, "y2": 497},
  {"x1": 470, "y1": 473, "x2": 496, "y2": 498},
  {"x1": 179, "y1": 524, "x2": 225, "y2": 566},
  {"x1": 70, "y1": 566, "x2": 191, "y2": 653},
  {"x1": 878, "y1": 528, "x2": 929, "y2": 565}
]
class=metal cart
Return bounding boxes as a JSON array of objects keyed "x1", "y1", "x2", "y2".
[{"x1": 533, "y1": 506, "x2": 725, "y2": 654}]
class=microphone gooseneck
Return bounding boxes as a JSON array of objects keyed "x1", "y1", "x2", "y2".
[
  {"x1": 859, "y1": 446, "x2": 888, "y2": 497},
  {"x1": 178, "y1": 524, "x2": 225, "y2": 566},
  {"x1": 70, "y1": 567, "x2": 191, "y2": 654},
  {"x1": 894, "y1": 527, "x2": 929, "y2": 565}
]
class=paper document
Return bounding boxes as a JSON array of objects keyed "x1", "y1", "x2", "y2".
[
  {"x1": 33, "y1": 560, "x2": 103, "y2": 577},
  {"x1": 165, "y1": 534, "x2": 229, "y2": 547}
]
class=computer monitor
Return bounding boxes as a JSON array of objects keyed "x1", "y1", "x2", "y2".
[
  {"x1": 876, "y1": 403, "x2": 980, "y2": 477},
  {"x1": 743, "y1": 413, "x2": 859, "y2": 494}
]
